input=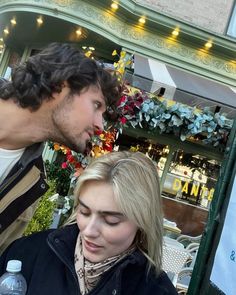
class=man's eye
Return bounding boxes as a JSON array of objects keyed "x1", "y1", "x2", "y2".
[{"x1": 94, "y1": 101, "x2": 101, "y2": 109}]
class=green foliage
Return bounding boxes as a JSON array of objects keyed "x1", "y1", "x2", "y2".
[
  {"x1": 45, "y1": 159, "x2": 71, "y2": 196},
  {"x1": 23, "y1": 181, "x2": 56, "y2": 236},
  {"x1": 117, "y1": 88, "x2": 233, "y2": 149}
]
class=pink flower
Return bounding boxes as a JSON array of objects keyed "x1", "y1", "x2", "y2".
[{"x1": 61, "y1": 162, "x2": 68, "y2": 169}]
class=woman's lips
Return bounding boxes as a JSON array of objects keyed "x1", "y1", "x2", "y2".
[{"x1": 84, "y1": 240, "x2": 102, "y2": 252}]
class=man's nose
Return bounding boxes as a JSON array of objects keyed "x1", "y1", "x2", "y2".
[{"x1": 94, "y1": 112, "x2": 104, "y2": 132}]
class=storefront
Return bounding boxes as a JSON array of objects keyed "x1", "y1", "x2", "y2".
[
  {"x1": 115, "y1": 106, "x2": 225, "y2": 237},
  {"x1": 0, "y1": 0, "x2": 236, "y2": 293}
]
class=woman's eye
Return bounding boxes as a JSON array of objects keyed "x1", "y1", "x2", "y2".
[
  {"x1": 104, "y1": 217, "x2": 121, "y2": 226},
  {"x1": 79, "y1": 210, "x2": 90, "y2": 216}
]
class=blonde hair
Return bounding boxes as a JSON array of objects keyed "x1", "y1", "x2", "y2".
[{"x1": 68, "y1": 151, "x2": 163, "y2": 275}]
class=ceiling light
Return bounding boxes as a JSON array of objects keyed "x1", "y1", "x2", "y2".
[
  {"x1": 3, "y1": 28, "x2": 9, "y2": 34},
  {"x1": 89, "y1": 46, "x2": 95, "y2": 51},
  {"x1": 172, "y1": 28, "x2": 179, "y2": 36},
  {"x1": 205, "y1": 41, "x2": 212, "y2": 49},
  {"x1": 0, "y1": 44, "x2": 3, "y2": 48},
  {"x1": 76, "y1": 28, "x2": 82, "y2": 36},
  {"x1": 0, "y1": 38, "x2": 3, "y2": 42},
  {"x1": 37, "y1": 17, "x2": 43, "y2": 25},
  {"x1": 111, "y1": 2, "x2": 119, "y2": 10},
  {"x1": 139, "y1": 17, "x2": 146, "y2": 24},
  {"x1": 10, "y1": 18, "x2": 17, "y2": 25}
]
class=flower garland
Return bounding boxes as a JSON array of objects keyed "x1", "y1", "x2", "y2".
[
  {"x1": 115, "y1": 86, "x2": 233, "y2": 149},
  {"x1": 50, "y1": 129, "x2": 117, "y2": 177}
]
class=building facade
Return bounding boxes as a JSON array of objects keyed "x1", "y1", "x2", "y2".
[{"x1": 0, "y1": 1, "x2": 235, "y2": 294}]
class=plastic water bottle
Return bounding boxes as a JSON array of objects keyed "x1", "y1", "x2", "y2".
[{"x1": 0, "y1": 260, "x2": 27, "y2": 295}]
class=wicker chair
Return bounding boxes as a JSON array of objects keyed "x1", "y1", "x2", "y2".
[{"x1": 162, "y1": 245, "x2": 191, "y2": 287}]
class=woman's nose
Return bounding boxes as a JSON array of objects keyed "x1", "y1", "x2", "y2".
[{"x1": 83, "y1": 217, "x2": 100, "y2": 237}]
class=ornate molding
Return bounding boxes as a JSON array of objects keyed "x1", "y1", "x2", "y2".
[
  {"x1": 0, "y1": 0, "x2": 236, "y2": 85},
  {"x1": 121, "y1": 27, "x2": 236, "y2": 83}
]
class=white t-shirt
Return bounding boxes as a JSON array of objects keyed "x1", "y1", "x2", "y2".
[{"x1": 0, "y1": 147, "x2": 25, "y2": 185}]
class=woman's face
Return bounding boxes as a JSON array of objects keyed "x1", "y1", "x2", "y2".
[{"x1": 76, "y1": 180, "x2": 138, "y2": 263}]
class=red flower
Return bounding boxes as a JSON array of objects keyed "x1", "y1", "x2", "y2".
[
  {"x1": 75, "y1": 162, "x2": 82, "y2": 168},
  {"x1": 61, "y1": 162, "x2": 68, "y2": 169},
  {"x1": 104, "y1": 144, "x2": 113, "y2": 151},
  {"x1": 67, "y1": 155, "x2": 75, "y2": 163},
  {"x1": 66, "y1": 149, "x2": 72, "y2": 156},
  {"x1": 95, "y1": 129, "x2": 103, "y2": 136},
  {"x1": 117, "y1": 95, "x2": 127, "y2": 106},
  {"x1": 120, "y1": 117, "x2": 127, "y2": 124}
]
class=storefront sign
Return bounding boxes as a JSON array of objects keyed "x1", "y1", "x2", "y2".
[
  {"x1": 172, "y1": 178, "x2": 214, "y2": 200},
  {"x1": 210, "y1": 174, "x2": 236, "y2": 294}
]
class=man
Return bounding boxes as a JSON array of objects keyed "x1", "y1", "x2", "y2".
[{"x1": 0, "y1": 42, "x2": 120, "y2": 252}]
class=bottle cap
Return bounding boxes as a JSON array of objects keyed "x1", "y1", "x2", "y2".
[{"x1": 6, "y1": 260, "x2": 22, "y2": 272}]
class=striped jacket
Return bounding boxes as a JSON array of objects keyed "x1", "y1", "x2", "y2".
[{"x1": 0, "y1": 143, "x2": 48, "y2": 253}]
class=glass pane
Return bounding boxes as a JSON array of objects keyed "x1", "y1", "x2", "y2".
[
  {"x1": 116, "y1": 133, "x2": 169, "y2": 177},
  {"x1": 162, "y1": 149, "x2": 220, "y2": 236}
]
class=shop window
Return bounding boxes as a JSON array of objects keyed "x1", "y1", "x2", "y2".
[
  {"x1": 116, "y1": 133, "x2": 169, "y2": 178},
  {"x1": 116, "y1": 132, "x2": 222, "y2": 236},
  {"x1": 162, "y1": 150, "x2": 220, "y2": 210}
]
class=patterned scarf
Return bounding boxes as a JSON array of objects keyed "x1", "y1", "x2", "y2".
[{"x1": 74, "y1": 233, "x2": 135, "y2": 295}]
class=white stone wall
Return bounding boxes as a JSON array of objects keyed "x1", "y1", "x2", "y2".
[{"x1": 135, "y1": 0, "x2": 234, "y2": 34}]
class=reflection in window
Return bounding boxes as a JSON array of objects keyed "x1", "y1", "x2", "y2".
[
  {"x1": 115, "y1": 133, "x2": 169, "y2": 177},
  {"x1": 162, "y1": 150, "x2": 220, "y2": 209}
]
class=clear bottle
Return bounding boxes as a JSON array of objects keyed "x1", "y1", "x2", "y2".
[{"x1": 0, "y1": 260, "x2": 27, "y2": 295}]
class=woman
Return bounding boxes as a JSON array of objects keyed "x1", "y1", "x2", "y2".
[{"x1": 0, "y1": 151, "x2": 177, "y2": 294}]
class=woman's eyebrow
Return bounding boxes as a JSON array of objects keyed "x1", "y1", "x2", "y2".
[
  {"x1": 78, "y1": 199, "x2": 89, "y2": 209},
  {"x1": 78, "y1": 199, "x2": 124, "y2": 217},
  {"x1": 99, "y1": 211, "x2": 124, "y2": 217}
]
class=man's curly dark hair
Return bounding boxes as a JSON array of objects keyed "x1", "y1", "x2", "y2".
[{"x1": 0, "y1": 43, "x2": 121, "y2": 117}]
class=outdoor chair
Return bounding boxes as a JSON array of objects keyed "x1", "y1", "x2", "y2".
[
  {"x1": 162, "y1": 245, "x2": 192, "y2": 287},
  {"x1": 163, "y1": 236, "x2": 185, "y2": 249},
  {"x1": 176, "y1": 267, "x2": 194, "y2": 294},
  {"x1": 175, "y1": 243, "x2": 200, "y2": 293},
  {"x1": 177, "y1": 234, "x2": 202, "y2": 247}
]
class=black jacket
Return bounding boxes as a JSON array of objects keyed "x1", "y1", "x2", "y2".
[{"x1": 0, "y1": 224, "x2": 178, "y2": 295}]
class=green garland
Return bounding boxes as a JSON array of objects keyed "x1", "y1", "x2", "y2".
[{"x1": 116, "y1": 88, "x2": 233, "y2": 149}]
